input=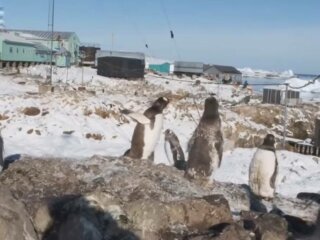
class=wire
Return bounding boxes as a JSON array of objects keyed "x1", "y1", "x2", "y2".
[
  {"x1": 159, "y1": 0, "x2": 181, "y2": 60},
  {"x1": 118, "y1": 0, "x2": 154, "y2": 57}
]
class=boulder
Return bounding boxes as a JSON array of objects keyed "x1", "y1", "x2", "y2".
[
  {"x1": 126, "y1": 195, "x2": 233, "y2": 239},
  {"x1": 0, "y1": 186, "x2": 38, "y2": 240},
  {"x1": 241, "y1": 211, "x2": 288, "y2": 240}
]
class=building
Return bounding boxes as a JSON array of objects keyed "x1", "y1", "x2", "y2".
[
  {"x1": 79, "y1": 44, "x2": 100, "y2": 67},
  {"x1": 6, "y1": 29, "x2": 80, "y2": 65},
  {"x1": 96, "y1": 50, "x2": 145, "y2": 79},
  {"x1": 54, "y1": 47, "x2": 71, "y2": 67},
  {"x1": 149, "y1": 62, "x2": 171, "y2": 74},
  {"x1": 262, "y1": 88, "x2": 300, "y2": 106},
  {"x1": 174, "y1": 61, "x2": 203, "y2": 76},
  {"x1": 0, "y1": 31, "x2": 51, "y2": 67},
  {"x1": 204, "y1": 64, "x2": 242, "y2": 84}
]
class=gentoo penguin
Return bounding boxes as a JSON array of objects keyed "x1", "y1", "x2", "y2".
[
  {"x1": 164, "y1": 129, "x2": 186, "y2": 170},
  {"x1": 124, "y1": 97, "x2": 169, "y2": 161},
  {"x1": 185, "y1": 97, "x2": 223, "y2": 180},
  {"x1": 249, "y1": 134, "x2": 278, "y2": 200},
  {"x1": 0, "y1": 134, "x2": 3, "y2": 172}
]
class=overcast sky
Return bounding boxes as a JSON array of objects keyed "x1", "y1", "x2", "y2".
[{"x1": 2, "y1": 0, "x2": 320, "y2": 74}]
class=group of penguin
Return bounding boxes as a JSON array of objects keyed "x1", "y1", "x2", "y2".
[
  {"x1": 0, "y1": 96, "x2": 278, "y2": 199},
  {"x1": 123, "y1": 96, "x2": 278, "y2": 200}
]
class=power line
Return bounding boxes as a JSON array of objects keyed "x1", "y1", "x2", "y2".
[{"x1": 118, "y1": 0, "x2": 154, "y2": 57}]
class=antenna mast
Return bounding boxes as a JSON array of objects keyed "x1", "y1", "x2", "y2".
[{"x1": 49, "y1": 0, "x2": 55, "y2": 84}]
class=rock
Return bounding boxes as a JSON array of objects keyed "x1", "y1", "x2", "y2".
[
  {"x1": 23, "y1": 107, "x2": 41, "y2": 116},
  {"x1": 210, "y1": 183, "x2": 251, "y2": 214},
  {"x1": 241, "y1": 212, "x2": 288, "y2": 240},
  {"x1": 297, "y1": 192, "x2": 320, "y2": 204},
  {"x1": 0, "y1": 186, "x2": 39, "y2": 240},
  {"x1": 183, "y1": 223, "x2": 250, "y2": 240},
  {"x1": 0, "y1": 155, "x2": 317, "y2": 239},
  {"x1": 272, "y1": 195, "x2": 319, "y2": 223},
  {"x1": 126, "y1": 195, "x2": 232, "y2": 238}
]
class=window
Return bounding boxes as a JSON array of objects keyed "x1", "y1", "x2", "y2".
[
  {"x1": 23, "y1": 49, "x2": 25, "y2": 54},
  {"x1": 17, "y1": 48, "x2": 19, "y2": 53},
  {"x1": 9, "y1": 47, "x2": 13, "y2": 53}
]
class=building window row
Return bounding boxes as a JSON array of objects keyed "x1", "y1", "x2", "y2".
[{"x1": 9, "y1": 47, "x2": 32, "y2": 54}]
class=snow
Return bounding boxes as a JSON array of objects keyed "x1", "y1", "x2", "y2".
[
  {"x1": 0, "y1": 65, "x2": 319, "y2": 198},
  {"x1": 285, "y1": 77, "x2": 320, "y2": 93}
]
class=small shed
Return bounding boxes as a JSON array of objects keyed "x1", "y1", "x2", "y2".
[
  {"x1": 204, "y1": 64, "x2": 242, "y2": 84},
  {"x1": 149, "y1": 62, "x2": 171, "y2": 73},
  {"x1": 96, "y1": 51, "x2": 145, "y2": 79},
  {"x1": 315, "y1": 118, "x2": 320, "y2": 147},
  {"x1": 263, "y1": 88, "x2": 300, "y2": 106},
  {"x1": 54, "y1": 47, "x2": 71, "y2": 67},
  {"x1": 174, "y1": 61, "x2": 203, "y2": 77},
  {"x1": 79, "y1": 45, "x2": 100, "y2": 66}
]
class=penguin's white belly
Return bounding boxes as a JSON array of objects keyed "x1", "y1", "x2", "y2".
[
  {"x1": 249, "y1": 149, "x2": 276, "y2": 198},
  {"x1": 142, "y1": 114, "x2": 163, "y2": 159}
]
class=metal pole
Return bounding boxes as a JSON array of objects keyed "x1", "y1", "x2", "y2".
[
  {"x1": 111, "y1": 33, "x2": 114, "y2": 52},
  {"x1": 50, "y1": 0, "x2": 55, "y2": 84},
  {"x1": 82, "y1": 65, "x2": 84, "y2": 86},
  {"x1": 282, "y1": 83, "x2": 289, "y2": 148},
  {"x1": 66, "y1": 66, "x2": 68, "y2": 83}
]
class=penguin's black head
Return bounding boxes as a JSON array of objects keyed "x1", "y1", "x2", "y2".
[
  {"x1": 152, "y1": 97, "x2": 170, "y2": 112},
  {"x1": 203, "y1": 97, "x2": 219, "y2": 118},
  {"x1": 263, "y1": 134, "x2": 275, "y2": 147}
]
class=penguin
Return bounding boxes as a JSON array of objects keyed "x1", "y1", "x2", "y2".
[
  {"x1": 0, "y1": 134, "x2": 3, "y2": 172},
  {"x1": 124, "y1": 97, "x2": 169, "y2": 161},
  {"x1": 249, "y1": 134, "x2": 278, "y2": 200},
  {"x1": 185, "y1": 97, "x2": 223, "y2": 180},
  {"x1": 164, "y1": 129, "x2": 186, "y2": 170}
]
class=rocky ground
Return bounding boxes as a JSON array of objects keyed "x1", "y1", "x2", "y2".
[{"x1": 0, "y1": 155, "x2": 319, "y2": 240}]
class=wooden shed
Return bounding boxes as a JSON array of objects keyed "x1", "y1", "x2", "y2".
[
  {"x1": 79, "y1": 44, "x2": 100, "y2": 66},
  {"x1": 204, "y1": 64, "x2": 242, "y2": 84},
  {"x1": 96, "y1": 51, "x2": 145, "y2": 79}
]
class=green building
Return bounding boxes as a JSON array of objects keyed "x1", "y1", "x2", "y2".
[
  {"x1": 0, "y1": 30, "x2": 80, "y2": 67},
  {"x1": 0, "y1": 31, "x2": 51, "y2": 66},
  {"x1": 10, "y1": 30, "x2": 80, "y2": 65},
  {"x1": 149, "y1": 62, "x2": 171, "y2": 73}
]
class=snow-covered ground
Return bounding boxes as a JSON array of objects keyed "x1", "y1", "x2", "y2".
[{"x1": 0, "y1": 65, "x2": 319, "y2": 198}]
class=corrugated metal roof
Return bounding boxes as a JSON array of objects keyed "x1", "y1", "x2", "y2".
[
  {"x1": 211, "y1": 65, "x2": 242, "y2": 74},
  {"x1": 174, "y1": 61, "x2": 203, "y2": 74},
  {"x1": 96, "y1": 50, "x2": 145, "y2": 60},
  {"x1": 0, "y1": 31, "x2": 35, "y2": 45},
  {"x1": 6, "y1": 29, "x2": 75, "y2": 40}
]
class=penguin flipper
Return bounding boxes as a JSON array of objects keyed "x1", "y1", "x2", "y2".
[{"x1": 126, "y1": 112, "x2": 151, "y2": 125}]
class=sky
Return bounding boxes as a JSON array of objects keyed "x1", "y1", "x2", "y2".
[{"x1": 1, "y1": 0, "x2": 320, "y2": 74}]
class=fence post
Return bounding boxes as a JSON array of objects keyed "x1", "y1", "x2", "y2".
[{"x1": 282, "y1": 83, "x2": 289, "y2": 149}]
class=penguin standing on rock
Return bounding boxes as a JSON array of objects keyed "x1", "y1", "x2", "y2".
[
  {"x1": 124, "y1": 97, "x2": 169, "y2": 161},
  {"x1": 0, "y1": 134, "x2": 4, "y2": 172},
  {"x1": 164, "y1": 129, "x2": 187, "y2": 170},
  {"x1": 249, "y1": 134, "x2": 278, "y2": 200},
  {"x1": 185, "y1": 97, "x2": 223, "y2": 181}
]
